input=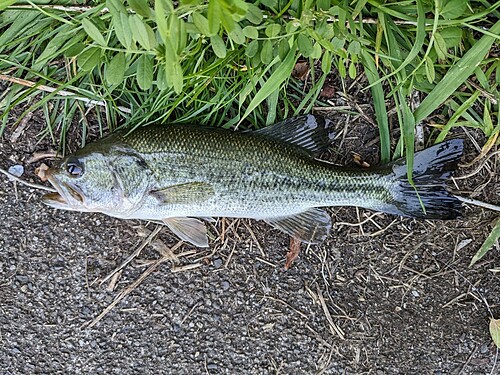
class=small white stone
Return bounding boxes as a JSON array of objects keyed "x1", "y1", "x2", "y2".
[{"x1": 8, "y1": 165, "x2": 24, "y2": 178}]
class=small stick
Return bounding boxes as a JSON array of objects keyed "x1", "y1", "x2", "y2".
[
  {"x1": 99, "y1": 224, "x2": 162, "y2": 285},
  {"x1": 84, "y1": 255, "x2": 168, "y2": 329},
  {"x1": 454, "y1": 195, "x2": 500, "y2": 212},
  {"x1": 0, "y1": 166, "x2": 56, "y2": 192}
]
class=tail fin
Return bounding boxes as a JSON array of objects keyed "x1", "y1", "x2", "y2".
[{"x1": 384, "y1": 139, "x2": 464, "y2": 220}]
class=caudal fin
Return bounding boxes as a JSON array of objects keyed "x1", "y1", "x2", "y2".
[{"x1": 383, "y1": 139, "x2": 464, "y2": 219}]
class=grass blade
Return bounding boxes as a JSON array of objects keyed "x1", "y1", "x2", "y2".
[
  {"x1": 470, "y1": 217, "x2": 500, "y2": 266},
  {"x1": 361, "y1": 50, "x2": 390, "y2": 163},
  {"x1": 239, "y1": 47, "x2": 297, "y2": 125},
  {"x1": 414, "y1": 19, "x2": 500, "y2": 123}
]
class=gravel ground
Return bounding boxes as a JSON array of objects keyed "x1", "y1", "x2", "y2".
[{"x1": 1, "y1": 109, "x2": 499, "y2": 374}]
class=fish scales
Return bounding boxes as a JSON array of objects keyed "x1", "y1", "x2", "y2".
[
  {"x1": 119, "y1": 125, "x2": 394, "y2": 218},
  {"x1": 42, "y1": 115, "x2": 463, "y2": 246}
]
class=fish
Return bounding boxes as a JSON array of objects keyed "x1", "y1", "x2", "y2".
[{"x1": 42, "y1": 115, "x2": 464, "y2": 247}]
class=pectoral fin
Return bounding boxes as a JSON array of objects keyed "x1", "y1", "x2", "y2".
[
  {"x1": 151, "y1": 182, "x2": 214, "y2": 204},
  {"x1": 163, "y1": 217, "x2": 209, "y2": 247},
  {"x1": 264, "y1": 208, "x2": 332, "y2": 244}
]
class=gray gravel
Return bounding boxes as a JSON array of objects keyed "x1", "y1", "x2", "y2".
[{"x1": 1, "y1": 120, "x2": 499, "y2": 374}]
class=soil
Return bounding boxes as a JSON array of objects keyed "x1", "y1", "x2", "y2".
[{"x1": 0, "y1": 86, "x2": 499, "y2": 374}]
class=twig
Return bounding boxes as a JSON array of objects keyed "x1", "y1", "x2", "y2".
[
  {"x1": 316, "y1": 286, "x2": 345, "y2": 340},
  {"x1": 0, "y1": 74, "x2": 131, "y2": 114},
  {"x1": 454, "y1": 195, "x2": 500, "y2": 212},
  {"x1": 98, "y1": 224, "x2": 162, "y2": 286},
  {"x1": 0, "y1": 166, "x2": 56, "y2": 192},
  {"x1": 84, "y1": 254, "x2": 168, "y2": 329}
]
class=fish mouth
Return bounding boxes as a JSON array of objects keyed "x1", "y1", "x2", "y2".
[{"x1": 42, "y1": 169, "x2": 85, "y2": 210}]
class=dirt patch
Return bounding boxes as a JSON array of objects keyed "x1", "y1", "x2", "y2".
[{"x1": 0, "y1": 97, "x2": 499, "y2": 374}]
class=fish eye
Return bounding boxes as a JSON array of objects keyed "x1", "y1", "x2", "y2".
[{"x1": 66, "y1": 157, "x2": 84, "y2": 177}]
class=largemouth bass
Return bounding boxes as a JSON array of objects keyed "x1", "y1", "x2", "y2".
[{"x1": 42, "y1": 115, "x2": 463, "y2": 247}]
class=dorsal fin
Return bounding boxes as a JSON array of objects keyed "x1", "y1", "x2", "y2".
[{"x1": 254, "y1": 115, "x2": 335, "y2": 155}]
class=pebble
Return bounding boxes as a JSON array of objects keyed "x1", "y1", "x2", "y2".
[{"x1": 8, "y1": 165, "x2": 24, "y2": 178}]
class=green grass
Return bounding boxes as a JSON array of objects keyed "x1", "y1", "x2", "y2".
[{"x1": 0, "y1": 0, "x2": 499, "y2": 257}]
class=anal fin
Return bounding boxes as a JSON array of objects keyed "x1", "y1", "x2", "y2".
[
  {"x1": 162, "y1": 217, "x2": 209, "y2": 247},
  {"x1": 264, "y1": 208, "x2": 332, "y2": 244}
]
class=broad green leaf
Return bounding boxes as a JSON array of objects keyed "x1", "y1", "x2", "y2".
[
  {"x1": 470, "y1": 217, "x2": 500, "y2": 266},
  {"x1": 440, "y1": 27, "x2": 462, "y2": 48},
  {"x1": 265, "y1": 24, "x2": 281, "y2": 38},
  {"x1": 261, "y1": 0, "x2": 277, "y2": 7},
  {"x1": 245, "y1": 40, "x2": 259, "y2": 58},
  {"x1": 210, "y1": 34, "x2": 226, "y2": 58},
  {"x1": 171, "y1": 62, "x2": 183, "y2": 93},
  {"x1": 260, "y1": 40, "x2": 274, "y2": 64},
  {"x1": 167, "y1": 15, "x2": 180, "y2": 51},
  {"x1": 278, "y1": 38, "x2": 290, "y2": 61},
  {"x1": 246, "y1": 3, "x2": 263, "y2": 24},
  {"x1": 311, "y1": 43, "x2": 322, "y2": 59},
  {"x1": 207, "y1": 0, "x2": 221, "y2": 36},
  {"x1": 321, "y1": 50, "x2": 332, "y2": 73},
  {"x1": 129, "y1": 14, "x2": 156, "y2": 50},
  {"x1": 297, "y1": 33, "x2": 313, "y2": 57},
  {"x1": 106, "y1": 0, "x2": 127, "y2": 15},
  {"x1": 176, "y1": 18, "x2": 187, "y2": 53},
  {"x1": 113, "y1": 13, "x2": 133, "y2": 49},
  {"x1": 156, "y1": 0, "x2": 171, "y2": 44},
  {"x1": 192, "y1": 13, "x2": 210, "y2": 35},
  {"x1": 128, "y1": 0, "x2": 153, "y2": 18},
  {"x1": 106, "y1": 52, "x2": 127, "y2": 85},
  {"x1": 77, "y1": 47, "x2": 101, "y2": 71},
  {"x1": 220, "y1": 9, "x2": 236, "y2": 33},
  {"x1": 65, "y1": 42, "x2": 85, "y2": 57},
  {"x1": 240, "y1": 47, "x2": 297, "y2": 123},
  {"x1": 243, "y1": 26, "x2": 258, "y2": 39},
  {"x1": 0, "y1": 0, "x2": 16, "y2": 11},
  {"x1": 348, "y1": 61, "x2": 357, "y2": 79},
  {"x1": 156, "y1": 64, "x2": 168, "y2": 91},
  {"x1": 347, "y1": 40, "x2": 361, "y2": 55},
  {"x1": 136, "y1": 54, "x2": 154, "y2": 90},
  {"x1": 338, "y1": 57, "x2": 346, "y2": 78},
  {"x1": 441, "y1": 0, "x2": 468, "y2": 19},
  {"x1": 82, "y1": 18, "x2": 107, "y2": 46},
  {"x1": 415, "y1": 19, "x2": 500, "y2": 123},
  {"x1": 228, "y1": 24, "x2": 245, "y2": 45},
  {"x1": 317, "y1": 0, "x2": 330, "y2": 11},
  {"x1": 491, "y1": 318, "x2": 500, "y2": 349},
  {"x1": 434, "y1": 32, "x2": 447, "y2": 60},
  {"x1": 424, "y1": 55, "x2": 435, "y2": 83}
]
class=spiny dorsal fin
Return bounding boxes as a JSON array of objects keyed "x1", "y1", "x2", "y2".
[
  {"x1": 254, "y1": 115, "x2": 335, "y2": 155},
  {"x1": 163, "y1": 217, "x2": 209, "y2": 247},
  {"x1": 264, "y1": 208, "x2": 332, "y2": 244},
  {"x1": 150, "y1": 182, "x2": 214, "y2": 204}
]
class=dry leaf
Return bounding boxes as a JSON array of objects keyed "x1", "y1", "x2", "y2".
[
  {"x1": 35, "y1": 163, "x2": 50, "y2": 182},
  {"x1": 490, "y1": 318, "x2": 500, "y2": 349},
  {"x1": 319, "y1": 77, "x2": 336, "y2": 99},
  {"x1": 285, "y1": 237, "x2": 301, "y2": 270},
  {"x1": 352, "y1": 153, "x2": 371, "y2": 168},
  {"x1": 292, "y1": 61, "x2": 309, "y2": 81}
]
